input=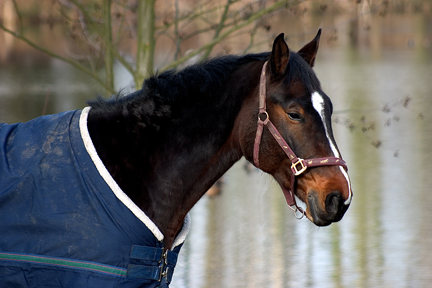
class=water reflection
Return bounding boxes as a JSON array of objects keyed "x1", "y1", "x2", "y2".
[{"x1": 1, "y1": 11, "x2": 432, "y2": 288}]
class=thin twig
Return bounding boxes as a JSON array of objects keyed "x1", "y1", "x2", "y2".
[
  {"x1": 174, "y1": 0, "x2": 181, "y2": 60},
  {"x1": 10, "y1": 0, "x2": 23, "y2": 34},
  {"x1": 201, "y1": 0, "x2": 234, "y2": 60},
  {"x1": 0, "y1": 24, "x2": 115, "y2": 93}
]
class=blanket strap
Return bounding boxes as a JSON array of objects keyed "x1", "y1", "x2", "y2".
[
  {"x1": 127, "y1": 245, "x2": 178, "y2": 284},
  {"x1": 0, "y1": 252, "x2": 127, "y2": 277}
]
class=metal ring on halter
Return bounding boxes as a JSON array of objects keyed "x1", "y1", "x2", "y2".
[
  {"x1": 258, "y1": 111, "x2": 269, "y2": 122},
  {"x1": 288, "y1": 205, "x2": 305, "y2": 220},
  {"x1": 293, "y1": 207, "x2": 305, "y2": 219}
]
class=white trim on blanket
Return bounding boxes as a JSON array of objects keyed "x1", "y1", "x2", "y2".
[
  {"x1": 80, "y1": 107, "x2": 193, "y2": 247},
  {"x1": 79, "y1": 107, "x2": 190, "y2": 248},
  {"x1": 173, "y1": 214, "x2": 191, "y2": 249}
]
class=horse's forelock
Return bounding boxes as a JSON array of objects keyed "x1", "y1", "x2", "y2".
[{"x1": 285, "y1": 52, "x2": 321, "y2": 94}]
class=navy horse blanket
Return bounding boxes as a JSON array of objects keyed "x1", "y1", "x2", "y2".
[{"x1": 0, "y1": 108, "x2": 190, "y2": 287}]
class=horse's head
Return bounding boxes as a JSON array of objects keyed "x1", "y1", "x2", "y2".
[{"x1": 243, "y1": 30, "x2": 352, "y2": 226}]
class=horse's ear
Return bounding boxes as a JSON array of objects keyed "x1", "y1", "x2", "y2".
[
  {"x1": 298, "y1": 29, "x2": 322, "y2": 67},
  {"x1": 270, "y1": 33, "x2": 290, "y2": 77}
]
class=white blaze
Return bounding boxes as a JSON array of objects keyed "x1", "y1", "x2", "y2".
[{"x1": 311, "y1": 92, "x2": 352, "y2": 205}]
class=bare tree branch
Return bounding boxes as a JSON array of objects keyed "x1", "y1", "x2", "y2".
[
  {"x1": 10, "y1": 0, "x2": 23, "y2": 34},
  {"x1": 1, "y1": 0, "x2": 300, "y2": 93},
  {"x1": 135, "y1": 0, "x2": 155, "y2": 88},
  {"x1": 103, "y1": 0, "x2": 114, "y2": 89},
  {"x1": 160, "y1": 0, "x2": 293, "y2": 72},
  {"x1": 200, "y1": 0, "x2": 233, "y2": 60}
]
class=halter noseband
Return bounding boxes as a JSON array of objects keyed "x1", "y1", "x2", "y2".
[{"x1": 253, "y1": 61, "x2": 347, "y2": 218}]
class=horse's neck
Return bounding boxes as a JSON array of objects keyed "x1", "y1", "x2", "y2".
[{"x1": 87, "y1": 62, "x2": 261, "y2": 248}]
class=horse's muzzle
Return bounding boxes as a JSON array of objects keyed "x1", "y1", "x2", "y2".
[{"x1": 307, "y1": 191, "x2": 350, "y2": 226}]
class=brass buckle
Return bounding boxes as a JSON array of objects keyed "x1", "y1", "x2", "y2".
[{"x1": 291, "y1": 158, "x2": 307, "y2": 176}]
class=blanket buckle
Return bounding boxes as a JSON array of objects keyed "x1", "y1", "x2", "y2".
[{"x1": 158, "y1": 250, "x2": 169, "y2": 283}]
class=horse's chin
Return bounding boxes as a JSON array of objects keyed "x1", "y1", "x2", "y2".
[
  {"x1": 304, "y1": 196, "x2": 350, "y2": 227},
  {"x1": 278, "y1": 180, "x2": 349, "y2": 227},
  {"x1": 305, "y1": 211, "x2": 333, "y2": 226}
]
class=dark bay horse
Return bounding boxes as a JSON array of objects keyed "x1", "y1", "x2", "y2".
[{"x1": 0, "y1": 30, "x2": 352, "y2": 287}]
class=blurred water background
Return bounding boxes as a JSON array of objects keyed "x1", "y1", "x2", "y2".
[{"x1": 1, "y1": 1, "x2": 432, "y2": 287}]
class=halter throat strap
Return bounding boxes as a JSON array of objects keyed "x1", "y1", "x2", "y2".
[{"x1": 253, "y1": 61, "x2": 347, "y2": 216}]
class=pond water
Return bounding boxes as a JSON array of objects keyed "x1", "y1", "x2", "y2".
[{"x1": 1, "y1": 12, "x2": 432, "y2": 288}]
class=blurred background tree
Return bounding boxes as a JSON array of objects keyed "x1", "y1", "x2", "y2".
[{"x1": 0, "y1": 0, "x2": 301, "y2": 94}]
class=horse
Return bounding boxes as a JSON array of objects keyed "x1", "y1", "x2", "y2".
[{"x1": 0, "y1": 30, "x2": 352, "y2": 287}]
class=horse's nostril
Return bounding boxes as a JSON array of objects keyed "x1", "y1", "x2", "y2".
[{"x1": 325, "y1": 191, "x2": 344, "y2": 216}]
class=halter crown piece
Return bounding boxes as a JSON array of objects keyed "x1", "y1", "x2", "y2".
[{"x1": 253, "y1": 61, "x2": 348, "y2": 218}]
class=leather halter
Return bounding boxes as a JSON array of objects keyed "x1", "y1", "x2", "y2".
[{"x1": 253, "y1": 61, "x2": 348, "y2": 217}]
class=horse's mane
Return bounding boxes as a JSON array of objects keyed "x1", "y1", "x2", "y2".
[
  {"x1": 87, "y1": 53, "x2": 268, "y2": 132},
  {"x1": 87, "y1": 51, "x2": 320, "y2": 135},
  {"x1": 147, "y1": 53, "x2": 270, "y2": 102},
  {"x1": 89, "y1": 52, "x2": 269, "y2": 108},
  {"x1": 89, "y1": 49, "x2": 320, "y2": 107}
]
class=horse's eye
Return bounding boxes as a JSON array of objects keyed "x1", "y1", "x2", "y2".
[{"x1": 288, "y1": 112, "x2": 302, "y2": 121}]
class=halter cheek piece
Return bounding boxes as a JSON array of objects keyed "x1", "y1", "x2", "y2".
[{"x1": 253, "y1": 61, "x2": 348, "y2": 219}]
